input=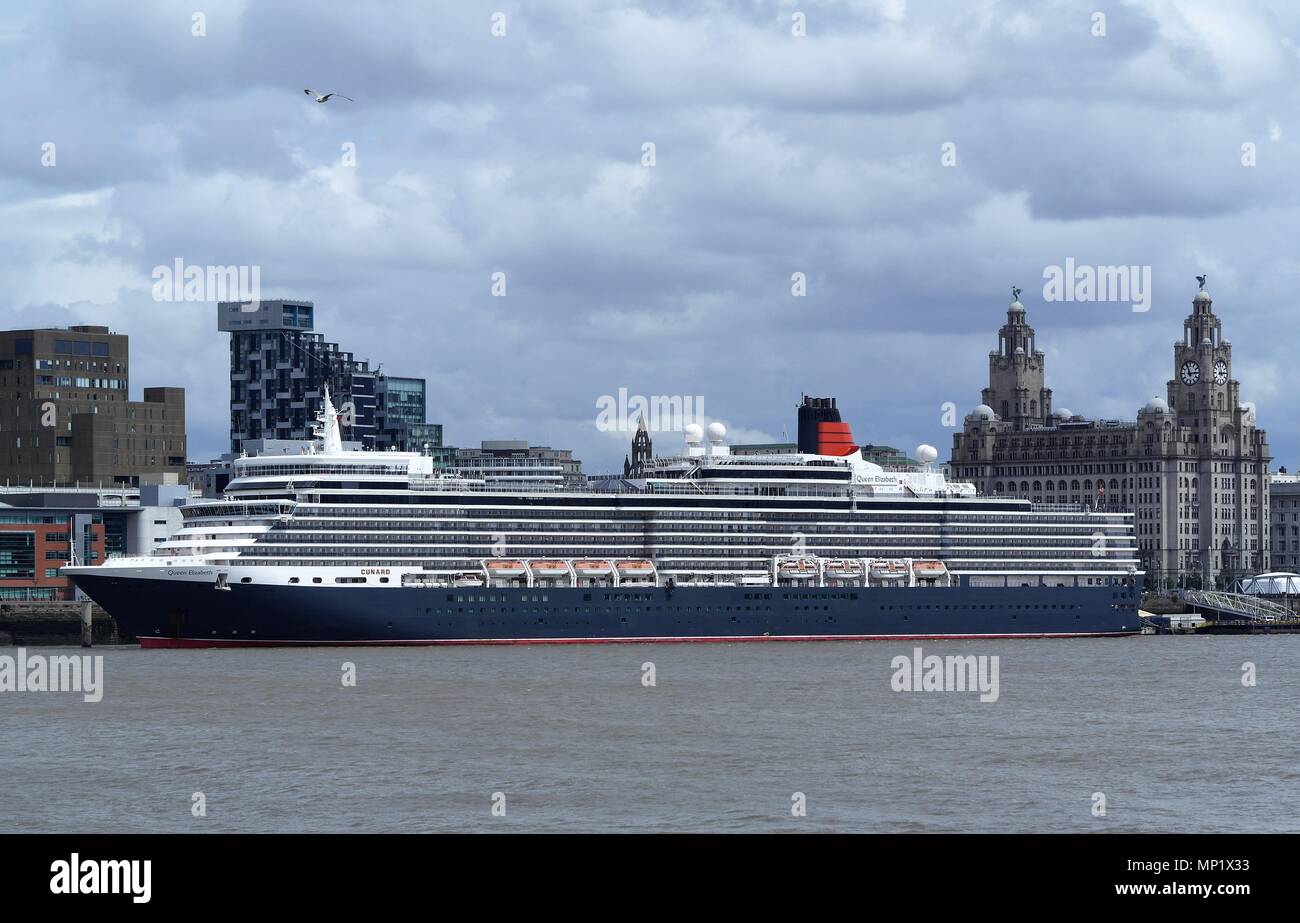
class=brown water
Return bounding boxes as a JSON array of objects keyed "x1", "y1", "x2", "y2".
[{"x1": 1, "y1": 635, "x2": 1296, "y2": 832}]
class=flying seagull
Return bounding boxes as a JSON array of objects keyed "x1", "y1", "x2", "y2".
[{"x1": 304, "y1": 89, "x2": 354, "y2": 103}]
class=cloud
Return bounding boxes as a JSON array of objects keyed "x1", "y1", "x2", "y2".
[{"x1": 2, "y1": 0, "x2": 1299, "y2": 470}]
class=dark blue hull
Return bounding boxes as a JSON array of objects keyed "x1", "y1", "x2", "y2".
[{"x1": 73, "y1": 574, "x2": 1143, "y2": 646}]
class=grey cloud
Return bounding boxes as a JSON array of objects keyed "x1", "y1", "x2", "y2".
[{"x1": 2, "y1": 0, "x2": 1299, "y2": 472}]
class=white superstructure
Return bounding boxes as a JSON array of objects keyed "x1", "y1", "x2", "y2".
[{"x1": 68, "y1": 390, "x2": 1139, "y2": 593}]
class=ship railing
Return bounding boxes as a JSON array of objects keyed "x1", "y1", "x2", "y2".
[
  {"x1": 101, "y1": 554, "x2": 173, "y2": 565},
  {"x1": 404, "y1": 480, "x2": 868, "y2": 500}
]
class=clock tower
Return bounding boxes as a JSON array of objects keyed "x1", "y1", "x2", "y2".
[
  {"x1": 1165, "y1": 277, "x2": 1268, "y2": 585},
  {"x1": 1168, "y1": 280, "x2": 1236, "y2": 439},
  {"x1": 952, "y1": 279, "x2": 1269, "y2": 588}
]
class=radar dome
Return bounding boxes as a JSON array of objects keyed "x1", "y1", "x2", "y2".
[
  {"x1": 706, "y1": 422, "x2": 727, "y2": 443},
  {"x1": 916, "y1": 444, "x2": 938, "y2": 465},
  {"x1": 683, "y1": 423, "x2": 704, "y2": 444}
]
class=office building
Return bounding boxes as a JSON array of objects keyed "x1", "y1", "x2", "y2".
[
  {"x1": 0, "y1": 484, "x2": 188, "y2": 600},
  {"x1": 219, "y1": 299, "x2": 445, "y2": 454},
  {"x1": 0, "y1": 326, "x2": 186, "y2": 487}
]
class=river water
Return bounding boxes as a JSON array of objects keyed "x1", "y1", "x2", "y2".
[{"x1": 1, "y1": 635, "x2": 1296, "y2": 832}]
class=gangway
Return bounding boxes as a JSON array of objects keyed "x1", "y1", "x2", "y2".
[{"x1": 1177, "y1": 590, "x2": 1291, "y2": 622}]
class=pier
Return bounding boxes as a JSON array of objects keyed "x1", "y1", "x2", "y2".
[
  {"x1": 1141, "y1": 589, "x2": 1300, "y2": 634},
  {"x1": 0, "y1": 601, "x2": 120, "y2": 646}
]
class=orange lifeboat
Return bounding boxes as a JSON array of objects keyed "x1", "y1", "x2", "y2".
[
  {"x1": 869, "y1": 560, "x2": 908, "y2": 581},
  {"x1": 823, "y1": 560, "x2": 864, "y2": 577},
  {"x1": 529, "y1": 560, "x2": 570, "y2": 578},
  {"x1": 778, "y1": 559, "x2": 818, "y2": 580},
  {"x1": 485, "y1": 559, "x2": 527, "y2": 578}
]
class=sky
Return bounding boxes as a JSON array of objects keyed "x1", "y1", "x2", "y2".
[{"x1": 2, "y1": 0, "x2": 1298, "y2": 473}]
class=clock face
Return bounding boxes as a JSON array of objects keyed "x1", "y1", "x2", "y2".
[
  {"x1": 1180, "y1": 360, "x2": 1201, "y2": 385},
  {"x1": 1213, "y1": 360, "x2": 1228, "y2": 385}
]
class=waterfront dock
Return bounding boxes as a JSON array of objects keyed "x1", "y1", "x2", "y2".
[
  {"x1": 1141, "y1": 589, "x2": 1300, "y2": 634},
  {"x1": 0, "y1": 602, "x2": 120, "y2": 646}
]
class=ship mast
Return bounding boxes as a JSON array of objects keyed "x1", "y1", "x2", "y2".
[{"x1": 312, "y1": 386, "x2": 345, "y2": 455}]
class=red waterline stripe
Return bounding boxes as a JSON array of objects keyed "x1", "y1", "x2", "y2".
[{"x1": 137, "y1": 631, "x2": 1139, "y2": 649}]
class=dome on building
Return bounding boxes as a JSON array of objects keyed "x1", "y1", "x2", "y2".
[
  {"x1": 970, "y1": 404, "x2": 997, "y2": 421},
  {"x1": 1202, "y1": 337, "x2": 1213, "y2": 346},
  {"x1": 1009, "y1": 299, "x2": 1025, "y2": 313},
  {"x1": 1143, "y1": 395, "x2": 1169, "y2": 414},
  {"x1": 1193, "y1": 289, "x2": 1212, "y2": 304},
  {"x1": 1053, "y1": 408, "x2": 1073, "y2": 420}
]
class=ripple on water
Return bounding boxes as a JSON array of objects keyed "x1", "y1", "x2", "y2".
[{"x1": 1, "y1": 636, "x2": 1298, "y2": 833}]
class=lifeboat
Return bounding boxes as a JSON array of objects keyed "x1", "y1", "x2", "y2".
[
  {"x1": 615, "y1": 560, "x2": 655, "y2": 576},
  {"x1": 869, "y1": 560, "x2": 908, "y2": 581},
  {"x1": 823, "y1": 560, "x2": 864, "y2": 578},
  {"x1": 912, "y1": 561, "x2": 948, "y2": 579},
  {"x1": 529, "y1": 560, "x2": 570, "y2": 578},
  {"x1": 778, "y1": 559, "x2": 819, "y2": 580},
  {"x1": 572, "y1": 560, "x2": 613, "y2": 577},
  {"x1": 484, "y1": 559, "x2": 527, "y2": 578},
  {"x1": 453, "y1": 572, "x2": 485, "y2": 587}
]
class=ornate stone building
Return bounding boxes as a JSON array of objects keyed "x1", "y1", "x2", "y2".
[
  {"x1": 623, "y1": 415, "x2": 653, "y2": 477},
  {"x1": 950, "y1": 283, "x2": 1270, "y2": 588}
]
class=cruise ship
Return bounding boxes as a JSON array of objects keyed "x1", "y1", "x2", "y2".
[{"x1": 65, "y1": 393, "x2": 1142, "y2": 647}]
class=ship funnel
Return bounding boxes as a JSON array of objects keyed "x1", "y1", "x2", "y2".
[{"x1": 797, "y1": 395, "x2": 857, "y2": 456}]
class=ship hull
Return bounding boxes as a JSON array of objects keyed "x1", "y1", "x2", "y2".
[{"x1": 70, "y1": 573, "x2": 1142, "y2": 647}]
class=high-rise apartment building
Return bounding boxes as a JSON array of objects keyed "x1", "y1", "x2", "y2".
[{"x1": 219, "y1": 300, "x2": 442, "y2": 454}]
